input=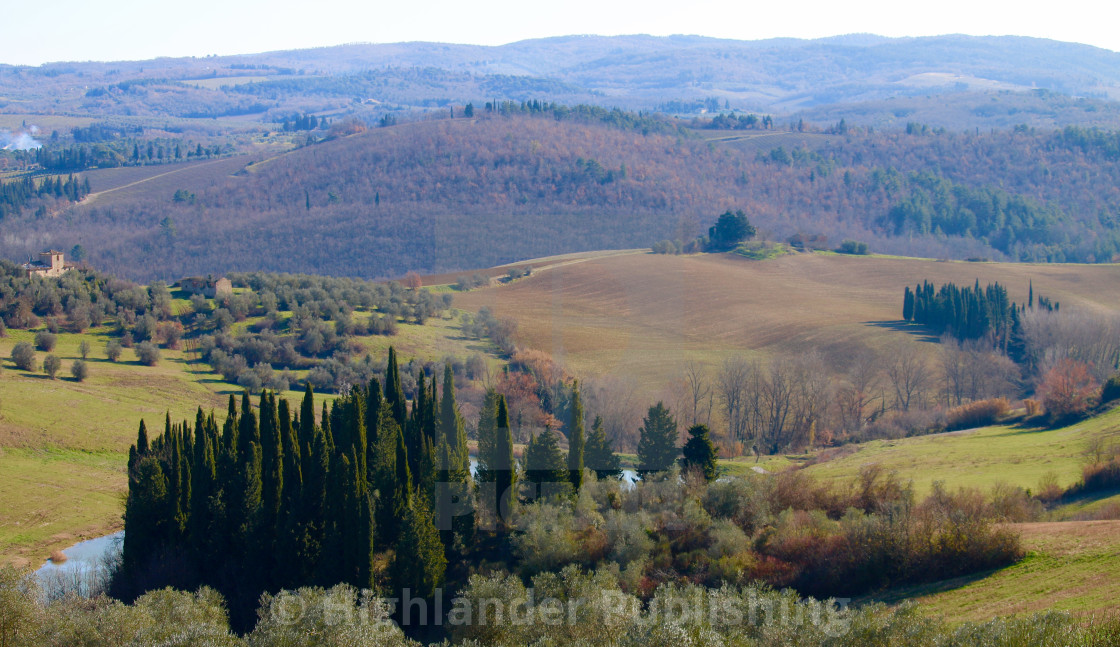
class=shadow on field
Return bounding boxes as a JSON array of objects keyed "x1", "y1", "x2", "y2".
[
  {"x1": 861, "y1": 568, "x2": 999, "y2": 606},
  {"x1": 863, "y1": 320, "x2": 940, "y2": 343}
]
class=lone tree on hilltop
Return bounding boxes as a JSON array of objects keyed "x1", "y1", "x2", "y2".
[{"x1": 708, "y1": 210, "x2": 756, "y2": 251}]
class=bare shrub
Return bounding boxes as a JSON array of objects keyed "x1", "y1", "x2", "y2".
[
  {"x1": 944, "y1": 397, "x2": 1011, "y2": 431},
  {"x1": 987, "y1": 483, "x2": 1043, "y2": 522},
  {"x1": 1037, "y1": 358, "x2": 1098, "y2": 423}
]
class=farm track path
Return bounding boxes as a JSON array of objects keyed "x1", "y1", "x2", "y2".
[{"x1": 78, "y1": 157, "x2": 242, "y2": 206}]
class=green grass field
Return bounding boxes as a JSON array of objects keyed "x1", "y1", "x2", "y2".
[
  {"x1": 876, "y1": 520, "x2": 1120, "y2": 621},
  {"x1": 0, "y1": 308, "x2": 499, "y2": 567},
  {"x1": 802, "y1": 406, "x2": 1120, "y2": 496}
]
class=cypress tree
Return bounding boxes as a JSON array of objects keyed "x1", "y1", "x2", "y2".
[
  {"x1": 493, "y1": 395, "x2": 516, "y2": 524},
  {"x1": 260, "y1": 392, "x2": 283, "y2": 541},
  {"x1": 122, "y1": 456, "x2": 169, "y2": 575},
  {"x1": 384, "y1": 347, "x2": 407, "y2": 427},
  {"x1": 320, "y1": 402, "x2": 333, "y2": 451},
  {"x1": 372, "y1": 409, "x2": 406, "y2": 549},
  {"x1": 238, "y1": 392, "x2": 259, "y2": 463},
  {"x1": 220, "y1": 395, "x2": 239, "y2": 478},
  {"x1": 438, "y1": 365, "x2": 461, "y2": 451},
  {"x1": 584, "y1": 415, "x2": 622, "y2": 480},
  {"x1": 167, "y1": 419, "x2": 185, "y2": 537},
  {"x1": 320, "y1": 450, "x2": 346, "y2": 586},
  {"x1": 475, "y1": 389, "x2": 500, "y2": 521},
  {"x1": 300, "y1": 383, "x2": 316, "y2": 457},
  {"x1": 524, "y1": 426, "x2": 568, "y2": 499},
  {"x1": 137, "y1": 419, "x2": 150, "y2": 455},
  {"x1": 366, "y1": 377, "x2": 383, "y2": 448},
  {"x1": 300, "y1": 419, "x2": 330, "y2": 581},
  {"x1": 680, "y1": 424, "x2": 719, "y2": 481},
  {"x1": 190, "y1": 410, "x2": 217, "y2": 567},
  {"x1": 565, "y1": 383, "x2": 585, "y2": 490},
  {"x1": 435, "y1": 437, "x2": 473, "y2": 549},
  {"x1": 435, "y1": 366, "x2": 472, "y2": 546},
  {"x1": 405, "y1": 372, "x2": 426, "y2": 478},
  {"x1": 392, "y1": 494, "x2": 447, "y2": 600},
  {"x1": 636, "y1": 402, "x2": 678, "y2": 477},
  {"x1": 394, "y1": 421, "x2": 412, "y2": 508}
]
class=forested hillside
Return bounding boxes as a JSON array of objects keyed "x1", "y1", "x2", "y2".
[
  {"x1": 7, "y1": 111, "x2": 1120, "y2": 280},
  {"x1": 5, "y1": 34, "x2": 1120, "y2": 127}
]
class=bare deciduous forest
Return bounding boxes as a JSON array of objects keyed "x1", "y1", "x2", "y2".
[{"x1": 6, "y1": 112, "x2": 1120, "y2": 281}]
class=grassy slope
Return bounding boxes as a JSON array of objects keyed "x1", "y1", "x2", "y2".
[
  {"x1": 452, "y1": 250, "x2": 1120, "y2": 619},
  {"x1": 0, "y1": 310, "x2": 489, "y2": 567},
  {"x1": 875, "y1": 520, "x2": 1120, "y2": 621},
  {"x1": 454, "y1": 250, "x2": 1120, "y2": 404},
  {"x1": 802, "y1": 406, "x2": 1120, "y2": 496}
]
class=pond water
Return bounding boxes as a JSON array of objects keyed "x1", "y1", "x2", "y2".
[
  {"x1": 469, "y1": 457, "x2": 638, "y2": 487},
  {"x1": 35, "y1": 531, "x2": 122, "y2": 596}
]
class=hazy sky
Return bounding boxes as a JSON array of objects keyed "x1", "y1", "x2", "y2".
[{"x1": 3, "y1": 0, "x2": 1118, "y2": 65}]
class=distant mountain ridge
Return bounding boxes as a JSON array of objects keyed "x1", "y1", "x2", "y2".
[{"x1": 4, "y1": 34, "x2": 1120, "y2": 127}]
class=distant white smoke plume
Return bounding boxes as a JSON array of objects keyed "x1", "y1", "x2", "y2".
[{"x1": 0, "y1": 128, "x2": 43, "y2": 151}]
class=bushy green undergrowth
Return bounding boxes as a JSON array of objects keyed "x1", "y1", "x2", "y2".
[
  {"x1": 508, "y1": 466, "x2": 1022, "y2": 600},
  {"x1": 3, "y1": 564, "x2": 1118, "y2": 646}
]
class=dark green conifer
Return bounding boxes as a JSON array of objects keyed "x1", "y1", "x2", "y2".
[
  {"x1": 384, "y1": 347, "x2": 407, "y2": 427},
  {"x1": 493, "y1": 395, "x2": 516, "y2": 524},
  {"x1": 524, "y1": 426, "x2": 568, "y2": 499},
  {"x1": 300, "y1": 383, "x2": 316, "y2": 456},
  {"x1": 565, "y1": 383, "x2": 585, "y2": 490},
  {"x1": 391, "y1": 494, "x2": 447, "y2": 599},
  {"x1": 137, "y1": 419, "x2": 150, "y2": 455},
  {"x1": 122, "y1": 456, "x2": 169, "y2": 574},
  {"x1": 438, "y1": 365, "x2": 462, "y2": 451},
  {"x1": 680, "y1": 424, "x2": 719, "y2": 481},
  {"x1": 260, "y1": 392, "x2": 283, "y2": 540},
  {"x1": 238, "y1": 392, "x2": 259, "y2": 462},
  {"x1": 636, "y1": 402, "x2": 678, "y2": 477},
  {"x1": 584, "y1": 415, "x2": 622, "y2": 480}
]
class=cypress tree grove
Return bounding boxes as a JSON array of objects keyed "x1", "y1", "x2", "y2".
[{"x1": 117, "y1": 355, "x2": 447, "y2": 631}]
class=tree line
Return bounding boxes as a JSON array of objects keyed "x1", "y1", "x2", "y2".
[
  {"x1": 119, "y1": 349, "x2": 469, "y2": 628},
  {"x1": 0, "y1": 174, "x2": 90, "y2": 219}
]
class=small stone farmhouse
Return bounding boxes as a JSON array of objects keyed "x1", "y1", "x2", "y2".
[
  {"x1": 22, "y1": 250, "x2": 74, "y2": 277},
  {"x1": 178, "y1": 275, "x2": 233, "y2": 298}
]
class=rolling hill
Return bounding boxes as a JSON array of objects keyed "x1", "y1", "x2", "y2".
[
  {"x1": 9, "y1": 110, "x2": 1120, "y2": 281},
  {"x1": 6, "y1": 34, "x2": 1120, "y2": 128},
  {"x1": 453, "y1": 250, "x2": 1120, "y2": 404}
]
